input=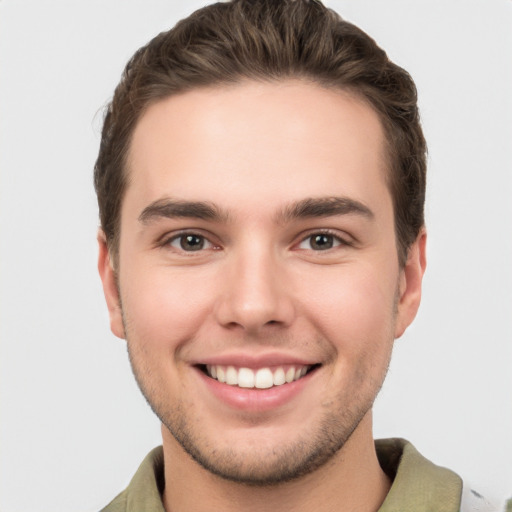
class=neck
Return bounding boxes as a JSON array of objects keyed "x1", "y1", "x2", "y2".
[{"x1": 161, "y1": 413, "x2": 391, "y2": 512}]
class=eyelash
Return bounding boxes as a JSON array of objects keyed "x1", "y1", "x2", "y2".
[
  {"x1": 297, "y1": 230, "x2": 351, "y2": 251},
  {"x1": 159, "y1": 229, "x2": 350, "y2": 254},
  {"x1": 160, "y1": 231, "x2": 218, "y2": 253}
]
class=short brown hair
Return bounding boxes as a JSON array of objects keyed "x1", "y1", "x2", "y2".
[{"x1": 94, "y1": 0, "x2": 426, "y2": 266}]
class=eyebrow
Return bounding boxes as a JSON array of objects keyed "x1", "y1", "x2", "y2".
[
  {"x1": 138, "y1": 195, "x2": 373, "y2": 225},
  {"x1": 277, "y1": 196, "x2": 374, "y2": 223},
  {"x1": 138, "y1": 198, "x2": 229, "y2": 224}
]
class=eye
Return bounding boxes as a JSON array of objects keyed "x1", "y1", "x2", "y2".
[
  {"x1": 167, "y1": 233, "x2": 213, "y2": 252},
  {"x1": 298, "y1": 232, "x2": 345, "y2": 251}
]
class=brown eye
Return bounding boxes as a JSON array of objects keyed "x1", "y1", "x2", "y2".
[
  {"x1": 310, "y1": 234, "x2": 333, "y2": 250},
  {"x1": 298, "y1": 233, "x2": 345, "y2": 251},
  {"x1": 168, "y1": 233, "x2": 212, "y2": 252},
  {"x1": 180, "y1": 234, "x2": 204, "y2": 251}
]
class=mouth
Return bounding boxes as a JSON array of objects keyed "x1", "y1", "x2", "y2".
[{"x1": 198, "y1": 363, "x2": 320, "y2": 389}]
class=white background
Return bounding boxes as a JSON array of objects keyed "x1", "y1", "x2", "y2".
[{"x1": 1, "y1": 1, "x2": 511, "y2": 511}]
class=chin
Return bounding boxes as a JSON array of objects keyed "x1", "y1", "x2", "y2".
[{"x1": 160, "y1": 400, "x2": 369, "y2": 486}]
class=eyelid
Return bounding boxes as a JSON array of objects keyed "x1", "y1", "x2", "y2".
[
  {"x1": 154, "y1": 227, "x2": 353, "y2": 252},
  {"x1": 295, "y1": 229, "x2": 353, "y2": 250},
  {"x1": 157, "y1": 229, "x2": 221, "y2": 252},
  {"x1": 169, "y1": 234, "x2": 213, "y2": 250}
]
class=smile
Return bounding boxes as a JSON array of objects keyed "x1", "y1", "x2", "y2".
[{"x1": 203, "y1": 364, "x2": 315, "y2": 389}]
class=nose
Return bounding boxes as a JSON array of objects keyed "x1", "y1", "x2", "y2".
[{"x1": 214, "y1": 245, "x2": 295, "y2": 334}]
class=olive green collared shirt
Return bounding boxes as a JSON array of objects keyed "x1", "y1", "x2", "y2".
[{"x1": 101, "y1": 438, "x2": 464, "y2": 512}]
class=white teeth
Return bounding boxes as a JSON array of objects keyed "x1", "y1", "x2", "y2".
[
  {"x1": 226, "y1": 366, "x2": 238, "y2": 385},
  {"x1": 273, "y1": 367, "x2": 286, "y2": 386},
  {"x1": 238, "y1": 367, "x2": 255, "y2": 388},
  {"x1": 255, "y1": 368, "x2": 273, "y2": 389},
  {"x1": 217, "y1": 366, "x2": 226, "y2": 383},
  {"x1": 205, "y1": 364, "x2": 312, "y2": 388}
]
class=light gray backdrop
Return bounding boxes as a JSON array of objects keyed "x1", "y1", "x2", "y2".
[{"x1": 1, "y1": 1, "x2": 511, "y2": 511}]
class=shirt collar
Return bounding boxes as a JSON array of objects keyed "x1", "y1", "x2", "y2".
[{"x1": 114, "y1": 439, "x2": 462, "y2": 512}]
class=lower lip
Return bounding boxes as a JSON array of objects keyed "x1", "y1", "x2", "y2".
[{"x1": 195, "y1": 367, "x2": 316, "y2": 412}]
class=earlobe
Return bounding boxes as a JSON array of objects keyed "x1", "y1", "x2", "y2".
[
  {"x1": 97, "y1": 230, "x2": 126, "y2": 339},
  {"x1": 394, "y1": 229, "x2": 427, "y2": 339}
]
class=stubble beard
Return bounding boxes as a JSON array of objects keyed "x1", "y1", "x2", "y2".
[
  {"x1": 125, "y1": 333, "x2": 391, "y2": 487},
  {"x1": 118, "y1": 270, "x2": 399, "y2": 486},
  {"x1": 159, "y1": 393, "x2": 374, "y2": 487}
]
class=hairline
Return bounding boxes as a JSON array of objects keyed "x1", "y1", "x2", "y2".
[{"x1": 108, "y1": 76, "x2": 408, "y2": 268}]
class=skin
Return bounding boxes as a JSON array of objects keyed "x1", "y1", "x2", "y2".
[{"x1": 98, "y1": 80, "x2": 426, "y2": 512}]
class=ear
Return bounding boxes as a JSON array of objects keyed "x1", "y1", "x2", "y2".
[
  {"x1": 97, "y1": 230, "x2": 125, "y2": 339},
  {"x1": 395, "y1": 229, "x2": 427, "y2": 339}
]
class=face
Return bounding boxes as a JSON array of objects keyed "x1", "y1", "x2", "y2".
[{"x1": 99, "y1": 80, "x2": 425, "y2": 485}]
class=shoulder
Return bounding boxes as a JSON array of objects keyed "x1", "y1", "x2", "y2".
[
  {"x1": 99, "y1": 447, "x2": 165, "y2": 512},
  {"x1": 376, "y1": 438, "x2": 499, "y2": 512},
  {"x1": 100, "y1": 491, "x2": 128, "y2": 512}
]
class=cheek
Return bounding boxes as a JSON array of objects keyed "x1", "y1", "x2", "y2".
[
  {"x1": 119, "y1": 263, "x2": 216, "y2": 349},
  {"x1": 298, "y1": 263, "x2": 398, "y2": 353}
]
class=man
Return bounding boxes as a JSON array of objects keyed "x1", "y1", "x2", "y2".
[{"x1": 94, "y1": 1, "x2": 495, "y2": 510}]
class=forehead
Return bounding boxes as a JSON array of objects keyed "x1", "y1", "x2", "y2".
[{"x1": 125, "y1": 80, "x2": 390, "y2": 218}]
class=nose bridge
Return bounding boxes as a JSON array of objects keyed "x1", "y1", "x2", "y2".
[{"x1": 215, "y1": 237, "x2": 294, "y2": 332}]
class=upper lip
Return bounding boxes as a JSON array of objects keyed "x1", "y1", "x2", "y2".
[{"x1": 190, "y1": 352, "x2": 319, "y2": 369}]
